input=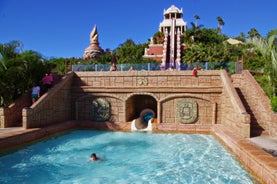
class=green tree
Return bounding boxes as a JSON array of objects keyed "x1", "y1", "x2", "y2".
[
  {"x1": 197, "y1": 28, "x2": 227, "y2": 44},
  {"x1": 115, "y1": 39, "x2": 147, "y2": 64},
  {"x1": 216, "y1": 16, "x2": 225, "y2": 33},
  {"x1": 250, "y1": 29, "x2": 277, "y2": 97},
  {"x1": 183, "y1": 22, "x2": 204, "y2": 44},
  {"x1": 235, "y1": 32, "x2": 247, "y2": 42},
  {"x1": 152, "y1": 31, "x2": 164, "y2": 44},
  {"x1": 248, "y1": 28, "x2": 261, "y2": 39},
  {"x1": 0, "y1": 41, "x2": 48, "y2": 107},
  {"x1": 194, "y1": 14, "x2": 200, "y2": 27}
]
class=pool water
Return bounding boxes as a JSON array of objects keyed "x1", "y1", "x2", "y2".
[{"x1": 0, "y1": 130, "x2": 260, "y2": 184}]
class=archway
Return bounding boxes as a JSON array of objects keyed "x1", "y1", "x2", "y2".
[{"x1": 125, "y1": 94, "x2": 157, "y2": 122}]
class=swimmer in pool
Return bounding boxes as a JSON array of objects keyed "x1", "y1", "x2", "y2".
[{"x1": 89, "y1": 153, "x2": 99, "y2": 161}]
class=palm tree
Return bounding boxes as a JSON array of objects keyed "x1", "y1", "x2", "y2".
[
  {"x1": 0, "y1": 41, "x2": 22, "y2": 71},
  {"x1": 216, "y1": 16, "x2": 225, "y2": 33},
  {"x1": 194, "y1": 15, "x2": 200, "y2": 27},
  {"x1": 248, "y1": 28, "x2": 261, "y2": 39},
  {"x1": 183, "y1": 22, "x2": 204, "y2": 44},
  {"x1": 0, "y1": 41, "x2": 48, "y2": 107},
  {"x1": 250, "y1": 28, "x2": 277, "y2": 96}
]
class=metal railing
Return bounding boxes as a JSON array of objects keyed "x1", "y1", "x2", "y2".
[{"x1": 72, "y1": 61, "x2": 241, "y2": 74}]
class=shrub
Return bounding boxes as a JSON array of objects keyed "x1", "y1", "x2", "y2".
[{"x1": 270, "y1": 96, "x2": 277, "y2": 112}]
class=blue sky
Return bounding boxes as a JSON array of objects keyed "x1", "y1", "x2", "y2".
[{"x1": 0, "y1": 0, "x2": 276, "y2": 59}]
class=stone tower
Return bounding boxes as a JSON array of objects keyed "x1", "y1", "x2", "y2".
[
  {"x1": 83, "y1": 25, "x2": 103, "y2": 59},
  {"x1": 143, "y1": 5, "x2": 187, "y2": 70}
]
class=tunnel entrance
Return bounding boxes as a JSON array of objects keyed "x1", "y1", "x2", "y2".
[{"x1": 126, "y1": 94, "x2": 157, "y2": 122}]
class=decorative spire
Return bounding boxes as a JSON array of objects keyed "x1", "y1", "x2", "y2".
[
  {"x1": 83, "y1": 25, "x2": 103, "y2": 60},
  {"x1": 90, "y1": 25, "x2": 99, "y2": 44}
]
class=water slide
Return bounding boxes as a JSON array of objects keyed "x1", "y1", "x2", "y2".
[{"x1": 131, "y1": 109, "x2": 155, "y2": 132}]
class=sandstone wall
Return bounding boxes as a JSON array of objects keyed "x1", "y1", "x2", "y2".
[
  {"x1": 220, "y1": 70, "x2": 250, "y2": 138},
  {"x1": 0, "y1": 92, "x2": 32, "y2": 128},
  {"x1": 3, "y1": 70, "x2": 254, "y2": 138},
  {"x1": 71, "y1": 70, "x2": 250, "y2": 137},
  {"x1": 232, "y1": 70, "x2": 277, "y2": 137},
  {"x1": 22, "y1": 72, "x2": 74, "y2": 128}
]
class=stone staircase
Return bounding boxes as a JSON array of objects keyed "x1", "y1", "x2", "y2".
[
  {"x1": 235, "y1": 87, "x2": 268, "y2": 137},
  {"x1": 230, "y1": 70, "x2": 277, "y2": 137}
]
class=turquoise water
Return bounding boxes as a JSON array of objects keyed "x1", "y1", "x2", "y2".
[{"x1": 0, "y1": 130, "x2": 259, "y2": 184}]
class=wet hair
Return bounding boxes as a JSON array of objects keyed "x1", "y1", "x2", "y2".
[{"x1": 91, "y1": 153, "x2": 98, "y2": 160}]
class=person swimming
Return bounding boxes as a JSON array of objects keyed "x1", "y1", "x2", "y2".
[{"x1": 89, "y1": 153, "x2": 99, "y2": 161}]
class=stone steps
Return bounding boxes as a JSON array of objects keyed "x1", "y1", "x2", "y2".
[{"x1": 235, "y1": 87, "x2": 269, "y2": 137}]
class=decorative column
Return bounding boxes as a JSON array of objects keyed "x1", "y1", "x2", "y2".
[
  {"x1": 161, "y1": 29, "x2": 168, "y2": 68},
  {"x1": 176, "y1": 28, "x2": 181, "y2": 70},
  {"x1": 169, "y1": 18, "x2": 176, "y2": 68}
]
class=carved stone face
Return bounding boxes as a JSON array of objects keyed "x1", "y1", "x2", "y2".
[{"x1": 91, "y1": 98, "x2": 111, "y2": 122}]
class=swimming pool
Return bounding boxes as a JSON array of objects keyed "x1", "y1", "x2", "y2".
[{"x1": 0, "y1": 130, "x2": 260, "y2": 183}]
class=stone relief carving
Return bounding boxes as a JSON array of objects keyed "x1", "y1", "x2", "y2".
[
  {"x1": 137, "y1": 77, "x2": 148, "y2": 86},
  {"x1": 91, "y1": 98, "x2": 110, "y2": 122},
  {"x1": 176, "y1": 99, "x2": 198, "y2": 124}
]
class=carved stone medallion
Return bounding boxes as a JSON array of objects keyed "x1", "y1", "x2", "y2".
[
  {"x1": 137, "y1": 77, "x2": 148, "y2": 86},
  {"x1": 91, "y1": 98, "x2": 110, "y2": 121},
  {"x1": 176, "y1": 99, "x2": 198, "y2": 124}
]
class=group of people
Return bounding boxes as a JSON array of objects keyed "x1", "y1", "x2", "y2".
[
  {"x1": 109, "y1": 63, "x2": 136, "y2": 71},
  {"x1": 31, "y1": 72, "x2": 53, "y2": 104}
]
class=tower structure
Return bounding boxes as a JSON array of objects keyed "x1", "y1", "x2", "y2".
[
  {"x1": 83, "y1": 25, "x2": 103, "y2": 60},
  {"x1": 143, "y1": 5, "x2": 186, "y2": 69}
]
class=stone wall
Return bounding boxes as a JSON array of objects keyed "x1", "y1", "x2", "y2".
[
  {"x1": 220, "y1": 70, "x2": 250, "y2": 138},
  {"x1": 71, "y1": 70, "x2": 250, "y2": 137},
  {"x1": 3, "y1": 70, "x2": 255, "y2": 138},
  {"x1": 232, "y1": 70, "x2": 277, "y2": 137},
  {"x1": 0, "y1": 92, "x2": 32, "y2": 128},
  {"x1": 22, "y1": 72, "x2": 74, "y2": 128}
]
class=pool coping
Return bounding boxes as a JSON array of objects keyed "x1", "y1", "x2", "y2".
[{"x1": 0, "y1": 121, "x2": 276, "y2": 184}]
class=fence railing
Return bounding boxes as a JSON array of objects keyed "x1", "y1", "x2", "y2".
[{"x1": 71, "y1": 61, "x2": 241, "y2": 74}]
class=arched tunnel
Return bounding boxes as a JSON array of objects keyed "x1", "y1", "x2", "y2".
[{"x1": 126, "y1": 94, "x2": 157, "y2": 128}]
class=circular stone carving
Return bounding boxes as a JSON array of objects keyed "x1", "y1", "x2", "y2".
[
  {"x1": 91, "y1": 98, "x2": 110, "y2": 122},
  {"x1": 176, "y1": 99, "x2": 198, "y2": 124}
]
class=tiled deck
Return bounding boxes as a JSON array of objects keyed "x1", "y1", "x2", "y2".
[{"x1": 0, "y1": 123, "x2": 277, "y2": 184}]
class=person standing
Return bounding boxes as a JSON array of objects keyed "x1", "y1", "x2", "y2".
[
  {"x1": 31, "y1": 83, "x2": 40, "y2": 104},
  {"x1": 109, "y1": 63, "x2": 118, "y2": 71},
  {"x1": 42, "y1": 72, "x2": 53, "y2": 91},
  {"x1": 192, "y1": 67, "x2": 197, "y2": 77}
]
